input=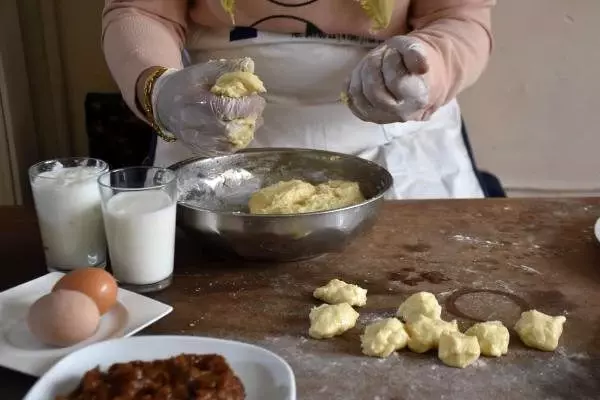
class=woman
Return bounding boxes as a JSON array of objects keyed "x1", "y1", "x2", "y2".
[{"x1": 102, "y1": 0, "x2": 495, "y2": 199}]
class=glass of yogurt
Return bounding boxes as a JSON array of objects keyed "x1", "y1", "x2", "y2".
[
  {"x1": 98, "y1": 167, "x2": 178, "y2": 293},
  {"x1": 29, "y1": 158, "x2": 109, "y2": 272}
]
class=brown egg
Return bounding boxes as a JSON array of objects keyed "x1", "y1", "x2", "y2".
[
  {"x1": 53, "y1": 268, "x2": 118, "y2": 315},
  {"x1": 27, "y1": 290, "x2": 100, "y2": 347}
]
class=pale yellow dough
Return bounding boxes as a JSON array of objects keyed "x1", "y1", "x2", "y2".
[
  {"x1": 361, "y1": 318, "x2": 409, "y2": 358},
  {"x1": 438, "y1": 332, "x2": 481, "y2": 368},
  {"x1": 514, "y1": 309, "x2": 566, "y2": 351},
  {"x1": 465, "y1": 321, "x2": 510, "y2": 357},
  {"x1": 356, "y1": 0, "x2": 395, "y2": 31},
  {"x1": 309, "y1": 303, "x2": 359, "y2": 339},
  {"x1": 211, "y1": 71, "x2": 266, "y2": 98},
  {"x1": 220, "y1": 0, "x2": 236, "y2": 23},
  {"x1": 405, "y1": 315, "x2": 459, "y2": 353},
  {"x1": 210, "y1": 69, "x2": 266, "y2": 149},
  {"x1": 313, "y1": 279, "x2": 367, "y2": 307},
  {"x1": 224, "y1": 117, "x2": 257, "y2": 149},
  {"x1": 248, "y1": 179, "x2": 365, "y2": 215},
  {"x1": 396, "y1": 291, "x2": 442, "y2": 323}
]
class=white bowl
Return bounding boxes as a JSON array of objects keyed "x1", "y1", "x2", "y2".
[{"x1": 24, "y1": 335, "x2": 296, "y2": 400}]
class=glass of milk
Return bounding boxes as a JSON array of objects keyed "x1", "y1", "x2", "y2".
[
  {"x1": 98, "y1": 167, "x2": 177, "y2": 293},
  {"x1": 29, "y1": 158, "x2": 109, "y2": 272}
]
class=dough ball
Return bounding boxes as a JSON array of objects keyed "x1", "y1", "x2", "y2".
[
  {"x1": 465, "y1": 321, "x2": 510, "y2": 357},
  {"x1": 405, "y1": 315, "x2": 459, "y2": 353},
  {"x1": 361, "y1": 318, "x2": 409, "y2": 358},
  {"x1": 249, "y1": 180, "x2": 364, "y2": 215},
  {"x1": 438, "y1": 332, "x2": 481, "y2": 368},
  {"x1": 210, "y1": 71, "x2": 266, "y2": 98},
  {"x1": 396, "y1": 292, "x2": 442, "y2": 323},
  {"x1": 313, "y1": 279, "x2": 367, "y2": 307},
  {"x1": 514, "y1": 309, "x2": 566, "y2": 351},
  {"x1": 224, "y1": 117, "x2": 258, "y2": 149},
  {"x1": 308, "y1": 303, "x2": 359, "y2": 339}
]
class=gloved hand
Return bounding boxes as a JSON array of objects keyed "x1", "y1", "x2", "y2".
[
  {"x1": 153, "y1": 58, "x2": 266, "y2": 156},
  {"x1": 345, "y1": 36, "x2": 432, "y2": 124}
]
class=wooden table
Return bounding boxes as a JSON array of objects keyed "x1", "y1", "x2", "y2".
[{"x1": 2, "y1": 199, "x2": 600, "y2": 399}]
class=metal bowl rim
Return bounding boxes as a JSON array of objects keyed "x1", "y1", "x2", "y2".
[{"x1": 170, "y1": 147, "x2": 393, "y2": 218}]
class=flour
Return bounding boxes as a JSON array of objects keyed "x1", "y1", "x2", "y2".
[
  {"x1": 508, "y1": 263, "x2": 542, "y2": 275},
  {"x1": 245, "y1": 334, "x2": 600, "y2": 400},
  {"x1": 451, "y1": 235, "x2": 502, "y2": 247}
]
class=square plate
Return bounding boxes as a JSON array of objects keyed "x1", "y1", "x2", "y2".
[{"x1": 0, "y1": 272, "x2": 173, "y2": 377}]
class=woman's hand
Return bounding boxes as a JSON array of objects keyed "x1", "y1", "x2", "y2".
[
  {"x1": 153, "y1": 58, "x2": 266, "y2": 155},
  {"x1": 345, "y1": 36, "x2": 432, "y2": 124}
]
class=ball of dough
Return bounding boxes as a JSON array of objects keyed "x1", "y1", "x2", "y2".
[
  {"x1": 465, "y1": 321, "x2": 510, "y2": 357},
  {"x1": 309, "y1": 303, "x2": 359, "y2": 339},
  {"x1": 438, "y1": 332, "x2": 481, "y2": 368},
  {"x1": 210, "y1": 71, "x2": 266, "y2": 98},
  {"x1": 313, "y1": 279, "x2": 367, "y2": 307},
  {"x1": 361, "y1": 318, "x2": 409, "y2": 358},
  {"x1": 405, "y1": 315, "x2": 459, "y2": 353},
  {"x1": 514, "y1": 309, "x2": 566, "y2": 351},
  {"x1": 396, "y1": 292, "x2": 442, "y2": 323}
]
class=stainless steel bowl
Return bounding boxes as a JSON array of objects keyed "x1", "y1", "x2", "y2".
[{"x1": 170, "y1": 148, "x2": 393, "y2": 261}]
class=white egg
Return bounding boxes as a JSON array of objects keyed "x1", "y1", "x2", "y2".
[{"x1": 27, "y1": 289, "x2": 100, "y2": 347}]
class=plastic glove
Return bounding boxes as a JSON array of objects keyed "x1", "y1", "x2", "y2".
[
  {"x1": 345, "y1": 36, "x2": 432, "y2": 124},
  {"x1": 153, "y1": 58, "x2": 266, "y2": 156}
]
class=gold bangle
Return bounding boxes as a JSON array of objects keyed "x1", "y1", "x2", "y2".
[{"x1": 142, "y1": 67, "x2": 177, "y2": 143}]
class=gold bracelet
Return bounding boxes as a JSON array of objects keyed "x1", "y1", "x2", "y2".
[{"x1": 142, "y1": 67, "x2": 177, "y2": 143}]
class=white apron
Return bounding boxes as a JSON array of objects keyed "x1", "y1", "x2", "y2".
[{"x1": 154, "y1": 28, "x2": 484, "y2": 199}]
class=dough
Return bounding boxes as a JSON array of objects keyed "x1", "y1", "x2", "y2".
[
  {"x1": 514, "y1": 309, "x2": 566, "y2": 351},
  {"x1": 396, "y1": 292, "x2": 442, "y2": 323},
  {"x1": 438, "y1": 332, "x2": 481, "y2": 368},
  {"x1": 249, "y1": 179, "x2": 365, "y2": 215},
  {"x1": 339, "y1": 92, "x2": 350, "y2": 105},
  {"x1": 356, "y1": 0, "x2": 395, "y2": 31},
  {"x1": 405, "y1": 315, "x2": 459, "y2": 353},
  {"x1": 219, "y1": 0, "x2": 236, "y2": 23},
  {"x1": 313, "y1": 279, "x2": 367, "y2": 307},
  {"x1": 465, "y1": 321, "x2": 510, "y2": 357},
  {"x1": 309, "y1": 303, "x2": 359, "y2": 339},
  {"x1": 211, "y1": 71, "x2": 266, "y2": 98},
  {"x1": 224, "y1": 117, "x2": 257, "y2": 149},
  {"x1": 210, "y1": 69, "x2": 265, "y2": 149},
  {"x1": 361, "y1": 318, "x2": 409, "y2": 358}
]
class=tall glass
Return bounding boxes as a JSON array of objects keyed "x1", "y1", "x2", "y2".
[
  {"x1": 29, "y1": 158, "x2": 108, "y2": 272},
  {"x1": 98, "y1": 167, "x2": 177, "y2": 293}
]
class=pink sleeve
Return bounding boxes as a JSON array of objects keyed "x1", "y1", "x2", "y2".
[
  {"x1": 408, "y1": 0, "x2": 496, "y2": 111},
  {"x1": 102, "y1": 0, "x2": 188, "y2": 119}
]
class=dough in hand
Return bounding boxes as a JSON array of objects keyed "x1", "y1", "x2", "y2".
[
  {"x1": 396, "y1": 292, "x2": 442, "y2": 323},
  {"x1": 313, "y1": 279, "x2": 367, "y2": 307},
  {"x1": 209, "y1": 69, "x2": 266, "y2": 149},
  {"x1": 361, "y1": 318, "x2": 409, "y2": 358},
  {"x1": 405, "y1": 315, "x2": 459, "y2": 353},
  {"x1": 249, "y1": 180, "x2": 365, "y2": 215},
  {"x1": 309, "y1": 303, "x2": 359, "y2": 339},
  {"x1": 438, "y1": 332, "x2": 481, "y2": 368},
  {"x1": 210, "y1": 71, "x2": 266, "y2": 98},
  {"x1": 465, "y1": 321, "x2": 510, "y2": 357},
  {"x1": 224, "y1": 117, "x2": 257, "y2": 149},
  {"x1": 514, "y1": 309, "x2": 566, "y2": 351}
]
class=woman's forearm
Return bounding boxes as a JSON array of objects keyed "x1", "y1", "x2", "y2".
[{"x1": 102, "y1": 0, "x2": 188, "y2": 119}]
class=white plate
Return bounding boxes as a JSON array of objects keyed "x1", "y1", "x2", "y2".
[
  {"x1": 24, "y1": 335, "x2": 296, "y2": 400},
  {"x1": 0, "y1": 272, "x2": 173, "y2": 377}
]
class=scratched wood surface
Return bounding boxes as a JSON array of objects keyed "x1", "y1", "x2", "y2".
[{"x1": 1, "y1": 199, "x2": 600, "y2": 399}]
